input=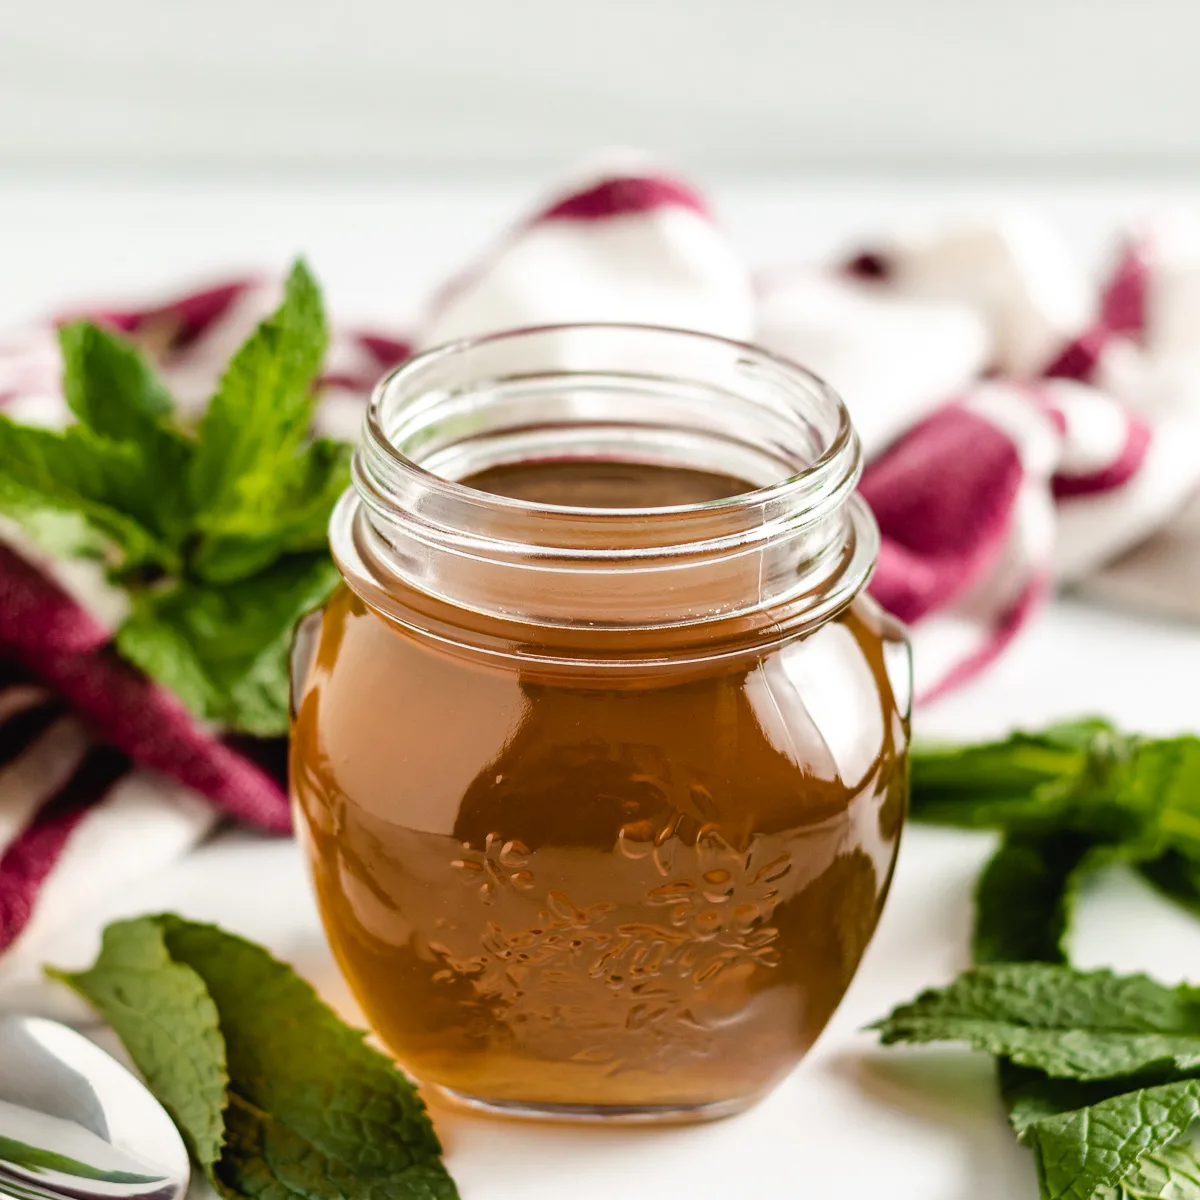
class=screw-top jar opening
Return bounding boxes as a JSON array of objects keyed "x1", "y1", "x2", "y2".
[{"x1": 332, "y1": 324, "x2": 880, "y2": 667}]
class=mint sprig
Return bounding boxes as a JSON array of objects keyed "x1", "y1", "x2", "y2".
[
  {"x1": 50, "y1": 917, "x2": 458, "y2": 1200},
  {"x1": 0, "y1": 260, "x2": 349, "y2": 736},
  {"x1": 875, "y1": 966, "x2": 1200, "y2": 1200},
  {"x1": 874, "y1": 718, "x2": 1200, "y2": 1199},
  {"x1": 910, "y1": 719, "x2": 1200, "y2": 962}
]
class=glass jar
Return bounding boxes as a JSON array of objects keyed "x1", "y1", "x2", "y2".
[{"x1": 290, "y1": 325, "x2": 911, "y2": 1124}]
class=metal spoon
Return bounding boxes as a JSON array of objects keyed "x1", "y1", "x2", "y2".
[{"x1": 0, "y1": 1015, "x2": 189, "y2": 1200}]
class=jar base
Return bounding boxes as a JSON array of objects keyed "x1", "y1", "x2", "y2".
[{"x1": 431, "y1": 1085, "x2": 759, "y2": 1125}]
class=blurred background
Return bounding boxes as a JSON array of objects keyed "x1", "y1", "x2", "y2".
[
  {"x1": 5, "y1": 0, "x2": 1199, "y2": 177},
  {"x1": 4, "y1": 0, "x2": 1200, "y2": 327}
]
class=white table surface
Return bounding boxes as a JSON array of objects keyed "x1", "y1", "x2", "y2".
[{"x1": 3, "y1": 174, "x2": 1200, "y2": 1199}]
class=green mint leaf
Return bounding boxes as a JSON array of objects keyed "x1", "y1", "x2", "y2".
[
  {"x1": 219, "y1": 1093, "x2": 458, "y2": 1200},
  {"x1": 190, "y1": 260, "x2": 328, "y2": 529},
  {"x1": 51, "y1": 917, "x2": 458, "y2": 1199},
  {"x1": 112, "y1": 612, "x2": 224, "y2": 727},
  {"x1": 1000, "y1": 1061, "x2": 1137, "y2": 1138},
  {"x1": 46, "y1": 918, "x2": 228, "y2": 1172},
  {"x1": 58, "y1": 321, "x2": 196, "y2": 543},
  {"x1": 873, "y1": 964, "x2": 1200, "y2": 1081},
  {"x1": 1109, "y1": 1139, "x2": 1200, "y2": 1199},
  {"x1": 0, "y1": 416, "x2": 175, "y2": 570},
  {"x1": 910, "y1": 719, "x2": 1137, "y2": 831},
  {"x1": 190, "y1": 438, "x2": 351, "y2": 583},
  {"x1": 115, "y1": 554, "x2": 339, "y2": 736},
  {"x1": 1113, "y1": 739, "x2": 1200, "y2": 863},
  {"x1": 974, "y1": 835, "x2": 1094, "y2": 965},
  {"x1": 1025, "y1": 1078, "x2": 1200, "y2": 1200},
  {"x1": 58, "y1": 321, "x2": 174, "y2": 439},
  {"x1": 0, "y1": 505, "x2": 113, "y2": 561},
  {"x1": 1003, "y1": 1065, "x2": 1200, "y2": 1199},
  {"x1": 154, "y1": 917, "x2": 456, "y2": 1200},
  {"x1": 911, "y1": 724, "x2": 1200, "y2": 860}
]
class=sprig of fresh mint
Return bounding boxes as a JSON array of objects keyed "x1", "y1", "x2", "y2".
[
  {"x1": 0, "y1": 260, "x2": 348, "y2": 736},
  {"x1": 910, "y1": 718, "x2": 1200, "y2": 963},
  {"x1": 871, "y1": 717, "x2": 1200, "y2": 1200},
  {"x1": 49, "y1": 916, "x2": 459, "y2": 1200},
  {"x1": 874, "y1": 965, "x2": 1200, "y2": 1200}
]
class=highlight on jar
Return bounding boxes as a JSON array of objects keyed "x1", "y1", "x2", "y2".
[{"x1": 289, "y1": 323, "x2": 912, "y2": 1124}]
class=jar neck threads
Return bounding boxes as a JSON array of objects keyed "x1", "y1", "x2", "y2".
[{"x1": 334, "y1": 324, "x2": 879, "y2": 660}]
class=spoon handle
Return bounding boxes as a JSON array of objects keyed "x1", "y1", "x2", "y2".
[
  {"x1": 0, "y1": 1163, "x2": 178, "y2": 1200},
  {"x1": 0, "y1": 1177, "x2": 60, "y2": 1200}
]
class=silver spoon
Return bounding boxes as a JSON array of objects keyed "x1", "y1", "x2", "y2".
[{"x1": 0, "y1": 1015, "x2": 189, "y2": 1200}]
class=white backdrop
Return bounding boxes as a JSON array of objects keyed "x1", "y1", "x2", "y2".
[{"x1": 3, "y1": 0, "x2": 1199, "y2": 176}]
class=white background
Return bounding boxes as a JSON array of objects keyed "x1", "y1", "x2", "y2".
[{"x1": 3, "y1": 0, "x2": 1200, "y2": 177}]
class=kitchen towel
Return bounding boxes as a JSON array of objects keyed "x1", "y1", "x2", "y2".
[{"x1": 1, "y1": 161, "x2": 1199, "y2": 971}]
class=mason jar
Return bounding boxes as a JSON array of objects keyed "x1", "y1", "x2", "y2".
[{"x1": 290, "y1": 324, "x2": 911, "y2": 1123}]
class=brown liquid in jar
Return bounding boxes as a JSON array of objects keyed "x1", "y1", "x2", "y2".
[{"x1": 292, "y1": 460, "x2": 908, "y2": 1114}]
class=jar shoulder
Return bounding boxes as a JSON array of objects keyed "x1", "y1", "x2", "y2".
[{"x1": 292, "y1": 589, "x2": 908, "y2": 845}]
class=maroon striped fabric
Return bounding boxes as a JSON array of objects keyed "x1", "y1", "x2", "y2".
[
  {"x1": 0, "y1": 745, "x2": 129, "y2": 950},
  {"x1": 0, "y1": 545, "x2": 289, "y2": 832}
]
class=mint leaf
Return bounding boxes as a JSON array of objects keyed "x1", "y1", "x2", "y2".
[
  {"x1": 51, "y1": 917, "x2": 458, "y2": 1200},
  {"x1": 1000, "y1": 1061, "x2": 1138, "y2": 1137},
  {"x1": 1002, "y1": 1065, "x2": 1200, "y2": 1199},
  {"x1": 94, "y1": 262, "x2": 344, "y2": 732},
  {"x1": 1026, "y1": 1079, "x2": 1200, "y2": 1200},
  {"x1": 157, "y1": 917, "x2": 456, "y2": 1199},
  {"x1": 974, "y1": 835, "x2": 1093, "y2": 965},
  {"x1": 1113, "y1": 739, "x2": 1200, "y2": 863},
  {"x1": 46, "y1": 918, "x2": 228, "y2": 1172},
  {"x1": 116, "y1": 554, "x2": 339, "y2": 736},
  {"x1": 0, "y1": 506, "x2": 113, "y2": 561},
  {"x1": 220, "y1": 1093, "x2": 458, "y2": 1200},
  {"x1": 190, "y1": 261, "x2": 328, "y2": 529},
  {"x1": 0, "y1": 416, "x2": 175, "y2": 570},
  {"x1": 58, "y1": 321, "x2": 196, "y2": 544},
  {"x1": 183, "y1": 260, "x2": 340, "y2": 590},
  {"x1": 1109, "y1": 1140, "x2": 1200, "y2": 1198},
  {"x1": 877, "y1": 971, "x2": 1200, "y2": 1200},
  {"x1": 58, "y1": 321, "x2": 174, "y2": 440},
  {"x1": 191, "y1": 438, "x2": 351, "y2": 583},
  {"x1": 911, "y1": 719, "x2": 1137, "y2": 831},
  {"x1": 112, "y1": 611, "x2": 223, "y2": 727},
  {"x1": 911, "y1": 724, "x2": 1200, "y2": 858},
  {"x1": 874, "y1": 964, "x2": 1200, "y2": 1081}
]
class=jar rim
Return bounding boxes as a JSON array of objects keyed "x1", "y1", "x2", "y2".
[
  {"x1": 363, "y1": 322, "x2": 857, "y2": 521},
  {"x1": 339, "y1": 321, "x2": 880, "y2": 659}
]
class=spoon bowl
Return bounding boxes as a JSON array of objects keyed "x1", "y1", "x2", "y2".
[{"x1": 0, "y1": 1016, "x2": 189, "y2": 1200}]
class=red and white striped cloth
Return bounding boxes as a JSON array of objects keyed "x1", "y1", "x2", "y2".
[{"x1": 2, "y1": 163, "x2": 1199, "y2": 971}]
